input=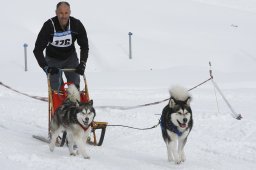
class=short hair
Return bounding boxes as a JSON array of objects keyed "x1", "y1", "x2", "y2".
[{"x1": 56, "y1": 1, "x2": 70, "y2": 10}]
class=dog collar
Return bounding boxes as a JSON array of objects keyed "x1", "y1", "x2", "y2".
[
  {"x1": 169, "y1": 124, "x2": 183, "y2": 136},
  {"x1": 78, "y1": 122, "x2": 92, "y2": 131}
]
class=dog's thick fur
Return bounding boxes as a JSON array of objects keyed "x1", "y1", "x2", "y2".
[
  {"x1": 49, "y1": 84, "x2": 95, "y2": 159},
  {"x1": 160, "y1": 86, "x2": 193, "y2": 164}
]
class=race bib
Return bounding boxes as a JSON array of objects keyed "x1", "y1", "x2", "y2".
[
  {"x1": 50, "y1": 18, "x2": 72, "y2": 48},
  {"x1": 51, "y1": 30, "x2": 72, "y2": 47}
]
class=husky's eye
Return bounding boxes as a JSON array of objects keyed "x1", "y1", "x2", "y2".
[
  {"x1": 87, "y1": 111, "x2": 92, "y2": 115},
  {"x1": 177, "y1": 112, "x2": 182, "y2": 115}
]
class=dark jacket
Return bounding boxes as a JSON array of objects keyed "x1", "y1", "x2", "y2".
[{"x1": 33, "y1": 16, "x2": 89, "y2": 68}]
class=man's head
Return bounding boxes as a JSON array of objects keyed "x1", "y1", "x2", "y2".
[{"x1": 56, "y1": 1, "x2": 71, "y2": 28}]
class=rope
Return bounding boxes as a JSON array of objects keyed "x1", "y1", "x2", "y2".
[
  {"x1": 0, "y1": 76, "x2": 212, "y2": 110},
  {"x1": 0, "y1": 73, "x2": 216, "y2": 131},
  {"x1": 0, "y1": 82, "x2": 48, "y2": 102},
  {"x1": 107, "y1": 120, "x2": 161, "y2": 130},
  {"x1": 212, "y1": 79, "x2": 220, "y2": 114},
  {"x1": 104, "y1": 76, "x2": 218, "y2": 130},
  {"x1": 0, "y1": 75, "x2": 212, "y2": 109},
  {"x1": 96, "y1": 98, "x2": 169, "y2": 110},
  {"x1": 96, "y1": 76, "x2": 213, "y2": 110},
  {"x1": 188, "y1": 77, "x2": 212, "y2": 91}
]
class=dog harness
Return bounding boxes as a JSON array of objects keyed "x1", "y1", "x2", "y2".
[
  {"x1": 71, "y1": 107, "x2": 93, "y2": 131},
  {"x1": 160, "y1": 113, "x2": 183, "y2": 137},
  {"x1": 77, "y1": 121, "x2": 92, "y2": 131},
  {"x1": 50, "y1": 19, "x2": 72, "y2": 48}
]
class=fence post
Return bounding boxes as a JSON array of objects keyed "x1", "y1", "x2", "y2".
[
  {"x1": 128, "y1": 32, "x2": 133, "y2": 59},
  {"x1": 23, "y1": 43, "x2": 28, "y2": 71}
]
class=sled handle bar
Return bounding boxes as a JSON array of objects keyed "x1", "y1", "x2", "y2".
[
  {"x1": 47, "y1": 68, "x2": 88, "y2": 91},
  {"x1": 60, "y1": 68, "x2": 76, "y2": 72},
  {"x1": 59, "y1": 68, "x2": 86, "y2": 79}
]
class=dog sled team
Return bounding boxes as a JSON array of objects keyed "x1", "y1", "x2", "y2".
[
  {"x1": 48, "y1": 83, "x2": 193, "y2": 164},
  {"x1": 32, "y1": 1, "x2": 193, "y2": 164}
]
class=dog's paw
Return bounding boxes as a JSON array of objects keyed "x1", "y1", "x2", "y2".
[
  {"x1": 174, "y1": 158, "x2": 182, "y2": 165},
  {"x1": 83, "y1": 155, "x2": 90, "y2": 159},
  {"x1": 174, "y1": 160, "x2": 182, "y2": 165},
  {"x1": 70, "y1": 153, "x2": 77, "y2": 156},
  {"x1": 49, "y1": 143, "x2": 55, "y2": 152}
]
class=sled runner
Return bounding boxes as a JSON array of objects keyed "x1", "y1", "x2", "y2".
[{"x1": 33, "y1": 69, "x2": 107, "y2": 146}]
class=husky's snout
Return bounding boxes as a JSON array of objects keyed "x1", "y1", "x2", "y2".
[
  {"x1": 183, "y1": 118, "x2": 187, "y2": 123},
  {"x1": 83, "y1": 117, "x2": 89, "y2": 125},
  {"x1": 177, "y1": 119, "x2": 187, "y2": 128}
]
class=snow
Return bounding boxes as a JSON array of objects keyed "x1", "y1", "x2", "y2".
[{"x1": 1, "y1": 0, "x2": 256, "y2": 169}]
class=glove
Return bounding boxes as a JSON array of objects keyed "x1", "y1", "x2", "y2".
[
  {"x1": 43, "y1": 66, "x2": 59, "y2": 75},
  {"x1": 75, "y1": 62, "x2": 86, "y2": 75}
]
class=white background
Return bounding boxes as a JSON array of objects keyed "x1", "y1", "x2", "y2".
[{"x1": 0, "y1": 0, "x2": 256, "y2": 169}]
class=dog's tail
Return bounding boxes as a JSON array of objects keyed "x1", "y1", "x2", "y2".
[
  {"x1": 169, "y1": 86, "x2": 191, "y2": 102},
  {"x1": 67, "y1": 84, "x2": 81, "y2": 103}
]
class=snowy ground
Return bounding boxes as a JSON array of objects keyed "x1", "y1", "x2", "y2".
[{"x1": 0, "y1": 0, "x2": 256, "y2": 170}]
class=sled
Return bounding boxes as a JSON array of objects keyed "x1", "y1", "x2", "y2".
[{"x1": 33, "y1": 69, "x2": 107, "y2": 146}]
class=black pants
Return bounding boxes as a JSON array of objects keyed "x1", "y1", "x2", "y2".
[{"x1": 45, "y1": 52, "x2": 80, "y2": 91}]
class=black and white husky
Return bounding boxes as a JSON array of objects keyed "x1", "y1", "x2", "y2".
[
  {"x1": 49, "y1": 84, "x2": 96, "y2": 159},
  {"x1": 160, "y1": 86, "x2": 193, "y2": 164}
]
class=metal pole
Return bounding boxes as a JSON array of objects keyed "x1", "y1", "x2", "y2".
[
  {"x1": 128, "y1": 32, "x2": 133, "y2": 59},
  {"x1": 23, "y1": 43, "x2": 28, "y2": 71},
  {"x1": 209, "y1": 61, "x2": 242, "y2": 120}
]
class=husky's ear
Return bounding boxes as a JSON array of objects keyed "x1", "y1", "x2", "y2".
[
  {"x1": 169, "y1": 98, "x2": 176, "y2": 108},
  {"x1": 185, "y1": 97, "x2": 192, "y2": 106},
  {"x1": 88, "y1": 100, "x2": 93, "y2": 106}
]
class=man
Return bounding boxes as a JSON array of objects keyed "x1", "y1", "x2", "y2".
[{"x1": 33, "y1": 1, "x2": 89, "y2": 90}]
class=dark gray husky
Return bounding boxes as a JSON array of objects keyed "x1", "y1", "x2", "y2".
[
  {"x1": 160, "y1": 86, "x2": 193, "y2": 164},
  {"x1": 49, "y1": 84, "x2": 96, "y2": 159}
]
